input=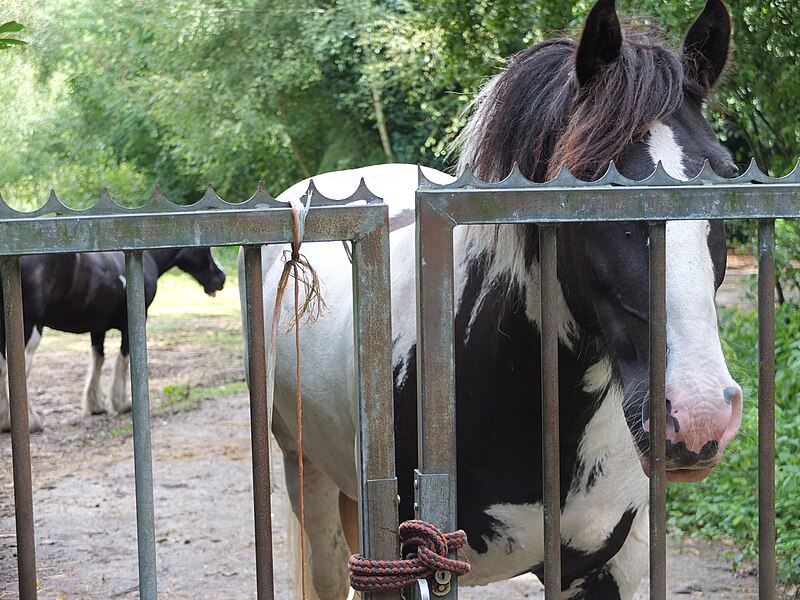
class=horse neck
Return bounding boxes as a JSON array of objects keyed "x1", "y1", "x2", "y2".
[{"x1": 145, "y1": 249, "x2": 182, "y2": 276}]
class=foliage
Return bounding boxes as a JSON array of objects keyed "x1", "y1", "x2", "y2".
[
  {"x1": 668, "y1": 303, "x2": 800, "y2": 584},
  {"x1": 0, "y1": 21, "x2": 26, "y2": 50}
]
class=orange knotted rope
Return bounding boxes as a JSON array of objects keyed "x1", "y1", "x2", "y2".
[{"x1": 348, "y1": 520, "x2": 471, "y2": 591}]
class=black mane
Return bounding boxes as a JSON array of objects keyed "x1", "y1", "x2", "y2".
[{"x1": 457, "y1": 27, "x2": 691, "y2": 182}]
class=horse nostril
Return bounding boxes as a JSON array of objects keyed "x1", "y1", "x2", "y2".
[
  {"x1": 699, "y1": 440, "x2": 719, "y2": 461},
  {"x1": 723, "y1": 386, "x2": 739, "y2": 405},
  {"x1": 665, "y1": 440, "x2": 697, "y2": 467}
]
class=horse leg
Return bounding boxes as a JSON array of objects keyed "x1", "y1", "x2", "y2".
[
  {"x1": 82, "y1": 331, "x2": 108, "y2": 415},
  {"x1": 274, "y1": 412, "x2": 351, "y2": 600},
  {"x1": 339, "y1": 492, "x2": 360, "y2": 555},
  {"x1": 1, "y1": 326, "x2": 43, "y2": 432},
  {"x1": 23, "y1": 326, "x2": 43, "y2": 431},
  {"x1": 0, "y1": 353, "x2": 8, "y2": 432},
  {"x1": 108, "y1": 329, "x2": 131, "y2": 413}
]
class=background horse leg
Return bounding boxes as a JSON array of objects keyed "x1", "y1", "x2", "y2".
[
  {"x1": 0, "y1": 354, "x2": 9, "y2": 432},
  {"x1": 22, "y1": 326, "x2": 43, "y2": 431},
  {"x1": 108, "y1": 328, "x2": 131, "y2": 414},
  {"x1": 274, "y1": 412, "x2": 351, "y2": 600},
  {"x1": 1, "y1": 326, "x2": 43, "y2": 432},
  {"x1": 82, "y1": 330, "x2": 108, "y2": 415}
]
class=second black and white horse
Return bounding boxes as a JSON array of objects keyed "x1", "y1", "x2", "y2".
[
  {"x1": 0, "y1": 248, "x2": 225, "y2": 432},
  {"x1": 251, "y1": 0, "x2": 743, "y2": 597}
]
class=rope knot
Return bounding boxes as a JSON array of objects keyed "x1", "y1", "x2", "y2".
[{"x1": 348, "y1": 520, "x2": 471, "y2": 591}]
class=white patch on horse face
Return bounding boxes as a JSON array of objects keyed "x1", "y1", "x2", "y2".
[
  {"x1": 648, "y1": 122, "x2": 740, "y2": 455},
  {"x1": 118, "y1": 274, "x2": 126, "y2": 288},
  {"x1": 647, "y1": 122, "x2": 688, "y2": 180}
]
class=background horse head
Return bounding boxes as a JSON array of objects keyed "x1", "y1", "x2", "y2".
[
  {"x1": 146, "y1": 248, "x2": 226, "y2": 297},
  {"x1": 456, "y1": 0, "x2": 742, "y2": 483},
  {"x1": 0, "y1": 247, "x2": 225, "y2": 432}
]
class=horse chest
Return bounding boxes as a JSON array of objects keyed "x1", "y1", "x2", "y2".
[
  {"x1": 460, "y1": 399, "x2": 647, "y2": 585},
  {"x1": 460, "y1": 383, "x2": 648, "y2": 587}
]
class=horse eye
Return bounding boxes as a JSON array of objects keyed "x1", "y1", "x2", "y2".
[{"x1": 625, "y1": 231, "x2": 632, "y2": 237}]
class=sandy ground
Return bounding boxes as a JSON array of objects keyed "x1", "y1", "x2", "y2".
[{"x1": 0, "y1": 263, "x2": 768, "y2": 599}]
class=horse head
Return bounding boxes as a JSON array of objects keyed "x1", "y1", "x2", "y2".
[
  {"x1": 459, "y1": 0, "x2": 742, "y2": 482},
  {"x1": 173, "y1": 248, "x2": 226, "y2": 296},
  {"x1": 563, "y1": 0, "x2": 741, "y2": 482}
]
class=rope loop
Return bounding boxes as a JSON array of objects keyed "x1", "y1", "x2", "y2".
[{"x1": 348, "y1": 520, "x2": 471, "y2": 591}]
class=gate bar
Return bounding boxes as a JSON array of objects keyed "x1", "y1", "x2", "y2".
[
  {"x1": 1, "y1": 256, "x2": 38, "y2": 600},
  {"x1": 353, "y1": 223, "x2": 400, "y2": 600},
  {"x1": 648, "y1": 221, "x2": 668, "y2": 600},
  {"x1": 758, "y1": 220, "x2": 776, "y2": 599},
  {"x1": 124, "y1": 250, "x2": 158, "y2": 600},
  {"x1": 243, "y1": 245, "x2": 275, "y2": 599},
  {"x1": 415, "y1": 199, "x2": 458, "y2": 599},
  {"x1": 539, "y1": 225, "x2": 561, "y2": 598}
]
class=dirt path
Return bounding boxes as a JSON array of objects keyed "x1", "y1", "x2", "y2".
[{"x1": 0, "y1": 267, "x2": 763, "y2": 598}]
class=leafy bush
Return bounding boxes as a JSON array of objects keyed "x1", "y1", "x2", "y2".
[{"x1": 668, "y1": 303, "x2": 800, "y2": 584}]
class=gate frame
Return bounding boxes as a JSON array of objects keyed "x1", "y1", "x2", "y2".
[
  {"x1": 0, "y1": 183, "x2": 401, "y2": 600},
  {"x1": 413, "y1": 160, "x2": 800, "y2": 599}
]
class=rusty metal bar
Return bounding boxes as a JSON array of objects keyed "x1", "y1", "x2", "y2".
[
  {"x1": 758, "y1": 220, "x2": 776, "y2": 600},
  {"x1": 413, "y1": 183, "x2": 800, "y2": 225},
  {"x1": 352, "y1": 216, "x2": 400, "y2": 600},
  {"x1": 415, "y1": 195, "x2": 458, "y2": 599},
  {"x1": 648, "y1": 221, "x2": 667, "y2": 600},
  {"x1": 539, "y1": 225, "x2": 561, "y2": 598},
  {"x1": 1, "y1": 256, "x2": 38, "y2": 600},
  {"x1": 0, "y1": 206, "x2": 388, "y2": 256},
  {"x1": 124, "y1": 250, "x2": 158, "y2": 600},
  {"x1": 243, "y1": 245, "x2": 275, "y2": 600}
]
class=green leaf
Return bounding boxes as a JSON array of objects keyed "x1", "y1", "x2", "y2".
[
  {"x1": 0, "y1": 21, "x2": 25, "y2": 34},
  {"x1": 0, "y1": 39, "x2": 27, "y2": 48}
]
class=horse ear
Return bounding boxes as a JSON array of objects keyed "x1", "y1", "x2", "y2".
[
  {"x1": 683, "y1": 0, "x2": 731, "y2": 94},
  {"x1": 575, "y1": 0, "x2": 622, "y2": 87}
]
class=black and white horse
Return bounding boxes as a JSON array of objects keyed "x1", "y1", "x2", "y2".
[
  {"x1": 251, "y1": 0, "x2": 742, "y2": 597},
  {"x1": 0, "y1": 248, "x2": 225, "y2": 432}
]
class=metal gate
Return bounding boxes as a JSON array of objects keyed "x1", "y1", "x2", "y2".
[
  {"x1": 0, "y1": 183, "x2": 399, "y2": 600},
  {"x1": 3, "y1": 159, "x2": 800, "y2": 600},
  {"x1": 413, "y1": 160, "x2": 800, "y2": 600}
]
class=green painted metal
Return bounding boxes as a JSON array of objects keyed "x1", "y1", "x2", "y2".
[
  {"x1": 1, "y1": 257, "x2": 37, "y2": 600},
  {"x1": 0, "y1": 181, "x2": 398, "y2": 600},
  {"x1": 124, "y1": 250, "x2": 158, "y2": 600}
]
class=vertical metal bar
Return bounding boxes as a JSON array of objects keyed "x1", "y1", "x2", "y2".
[
  {"x1": 758, "y1": 220, "x2": 776, "y2": 600},
  {"x1": 243, "y1": 245, "x2": 275, "y2": 599},
  {"x1": 539, "y1": 225, "x2": 561, "y2": 598},
  {"x1": 124, "y1": 251, "x2": 157, "y2": 600},
  {"x1": 353, "y1": 216, "x2": 400, "y2": 600},
  {"x1": 1, "y1": 256, "x2": 38, "y2": 600},
  {"x1": 415, "y1": 195, "x2": 457, "y2": 599},
  {"x1": 648, "y1": 222, "x2": 667, "y2": 600}
]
